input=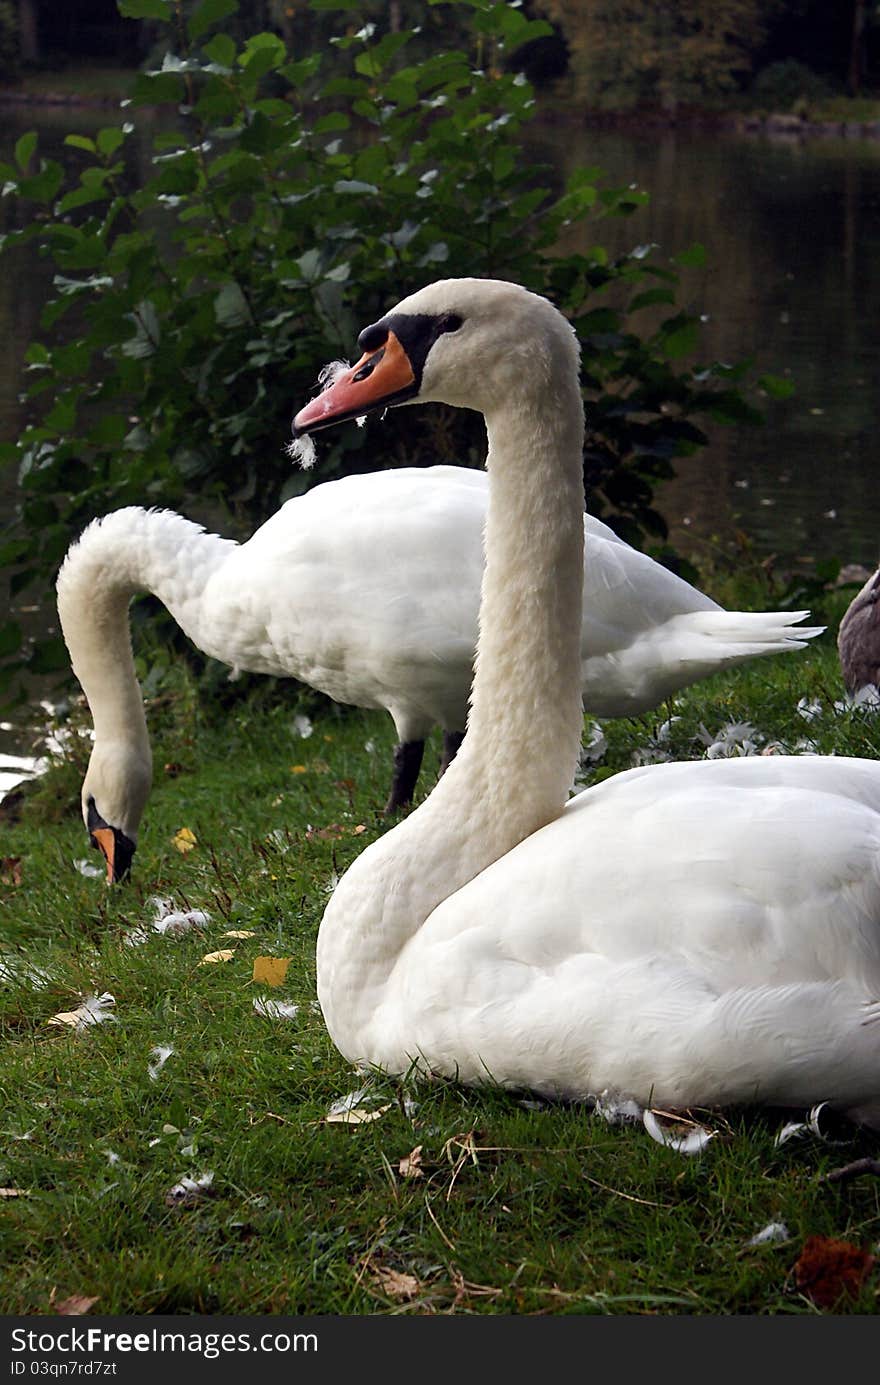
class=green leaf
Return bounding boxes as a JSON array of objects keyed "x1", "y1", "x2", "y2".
[
  {"x1": 14, "y1": 132, "x2": 37, "y2": 172},
  {"x1": 64, "y1": 134, "x2": 97, "y2": 153},
  {"x1": 333, "y1": 179, "x2": 378, "y2": 196},
  {"x1": 56, "y1": 185, "x2": 112, "y2": 214},
  {"x1": 117, "y1": 0, "x2": 172, "y2": 18},
  {"x1": 629, "y1": 288, "x2": 676, "y2": 312},
  {"x1": 97, "y1": 127, "x2": 126, "y2": 158},
  {"x1": 120, "y1": 301, "x2": 161, "y2": 359},
  {"x1": 675, "y1": 243, "x2": 707, "y2": 268},
  {"x1": 189, "y1": 0, "x2": 239, "y2": 41},
  {"x1": 758, "y1": 373, "x2": 795, "y2": 400},
  {"x1": 659, "y1": 317, "x2": 700, "y2": 360},
  {"x1": 129, "y1": 71, "x2": 186, "y2": 106},
  {"x1": 214, "y1": 282, "x2": 251, "y2": 328},
  {"x1": 16, "y1": 164, "x2": 63, "y2": 203},
  {"x1": 204, "y1": 32, "x2": 237, "y2": 66}
]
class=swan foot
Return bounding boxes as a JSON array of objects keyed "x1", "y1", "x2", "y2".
[
  {"x1": 439, "y1": 730, "x2": 465, "y2": 777},
  {"x1": 383, "y1": 740, "x2": 425, "y2": 814}
]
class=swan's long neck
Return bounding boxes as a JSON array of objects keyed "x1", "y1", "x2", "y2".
[
  {"x1": 56, "y1": 507, "x2": 234, "y2": 750},
  {"x1": 318, "y1": 370, "x2": 586, "y2": 1061}
]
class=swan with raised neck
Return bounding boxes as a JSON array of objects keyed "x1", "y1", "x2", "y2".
[{"x1": 293, "y1": 277, "x2": 880, "y2": 1124}]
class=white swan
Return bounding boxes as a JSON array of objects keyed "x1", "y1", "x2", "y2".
[
  {"x1": 57, "y1": 467, "x2": 817, "y2": 883},
  {"x1": 292, "y1": 277, "x2": 880, "y2": 1127}
]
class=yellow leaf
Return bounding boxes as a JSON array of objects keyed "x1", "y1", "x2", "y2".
[
  {"x1": 222, "y1": 929, "x2": 256, "y2": 939},
  {"x1": 252, "y1": 956, "x2": 291, "y2": 987},
  {"x1": 199, "y1": 949, "x2": 235, "y2": 965},
  {"x1": 289, "y1": 765, "x2": 307, "y2": 774},
  {"x1": 172, "y1": 827, "x2": 197, "y2": 853}
]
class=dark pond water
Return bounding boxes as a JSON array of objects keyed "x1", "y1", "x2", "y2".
[
  {"x1": 2, "y1": 102, "x2": 880, "y2": 782},
  {"x1": 525, "y1": 120, "x2": 880, "y2": 572}
]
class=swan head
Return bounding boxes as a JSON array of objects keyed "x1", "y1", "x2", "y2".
[
  {"x1": 81, "y1": 743, "x2": 151, "y2": 883},
  {"x1": 292, "y1": 278, "x2": 580, "y2": 434}
]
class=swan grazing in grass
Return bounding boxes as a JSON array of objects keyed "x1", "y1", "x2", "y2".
[
  {"x1": 292, "y1": 277, "x2": 880, "y2": 1126},
  {"x1": 57, "y1": 470, "x2": 817, "y2": 884},
  {"x1": 838, "y1": 565, "x2": 880, "y2": 703}
]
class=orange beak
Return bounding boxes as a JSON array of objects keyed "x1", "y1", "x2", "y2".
[
  {"x1": 293, "y1": 330, "x2": 416, "y2": 435},
  {"x1": 91, "y1": 826, "x2": 118, "y2": 884}
]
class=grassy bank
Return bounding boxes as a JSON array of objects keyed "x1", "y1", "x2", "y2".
[{"x1": 1, "y1": 614, "x2": 879, "y2": 1316}]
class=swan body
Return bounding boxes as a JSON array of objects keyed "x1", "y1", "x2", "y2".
[
  {"x1": 838, "y1": 565, "x2": 880, "y2": 701},
  {"x1": 292, "y1": 277, "x2": 880, "y2": 1125},
  {"x1": 57, "y1": 464, "x2": 818, "y2": 878}
]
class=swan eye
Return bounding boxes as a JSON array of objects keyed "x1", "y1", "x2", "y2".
[{"x1": 437, "y1": 313, "x2": 463, "y2": 335}]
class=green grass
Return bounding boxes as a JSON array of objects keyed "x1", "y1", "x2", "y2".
[{"x1": 1, "y1": 622, "x2": 879, "y2": 1316}]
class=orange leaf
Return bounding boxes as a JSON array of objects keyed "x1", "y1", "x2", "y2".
[{"x1": 794, "y1": 1234, "x2": 874, "y2": 1308}]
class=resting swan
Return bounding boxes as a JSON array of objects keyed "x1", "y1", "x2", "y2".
[
  {"x1": 57, "y1": 473, "x2": 817, "y2": 884},
  {"x1": 292, "y1": 277, "x2": 880, "y2": 1126}
]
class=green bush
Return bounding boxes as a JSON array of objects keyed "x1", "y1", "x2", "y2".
[
  {"x1": 0, "y1": 0, "x2": 772, "y2": 702},
  {"x1": 751, "y1": 59, "x2": 836, "y2": 110}
]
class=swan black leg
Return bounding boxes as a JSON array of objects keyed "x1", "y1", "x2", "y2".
[
  {"x1": 439, "y1": 730, "x2": 465, "y2": 777},
  {"x1": 384, "y1": 739, "x2": 426, "y2": 814}
]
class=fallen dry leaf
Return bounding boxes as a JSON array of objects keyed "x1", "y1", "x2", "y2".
[
  {"x1": 222, "y1": 929, "x2": 256, "y2": 940},
  {"x1": 0, "y1": 1187, "x2": 29, "y2": 1198},
  {"x1": 172, "y1": 826, "x2": 197, "y2": 854},
  {"x1": 199, "y1": 949, "x2": 235, "y2": 966},
  {"x1": 794, "y1": 1234, "x2": 874, "y2": 1309},
  {"x1": 306, "y1": 822, "x2": 347, "y2": 841},
  {"x1": 1, "y1": 857, "x2": 22, "y2": 886},
  {"x1": 325, "y1": 1104, "x2": 392, "y2": 1126},
  {"x1": 307, "y1": 821, "x2": 367, "y2": 841},
  {"x1": 370, "y1": 1266, "x2": 422, "y2": 1302},
  {"x1": 55, "y1": 1294, "x2": 99, "y2": 1316},
  {"x1": 252, "y1": 956, "x2": 291, "y2": 987},
  {"x1": 289, "y1": 765, "x2": 307, "y2": 774},
  {"x1": 399, "y1": 1145, "x2": 424, "y2": 1179},
  {"x1": 163, "y1": 761, "x2": 185, "y2": 778}
]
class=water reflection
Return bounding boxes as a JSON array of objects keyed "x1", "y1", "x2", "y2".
[{"x1": 526, "y1": 124, "x2": 880, "y2": 568}]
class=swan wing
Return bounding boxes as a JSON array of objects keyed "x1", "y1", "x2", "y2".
[{"x1": 375, "y1": 756, "x2": 880, "y2": 1111}]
